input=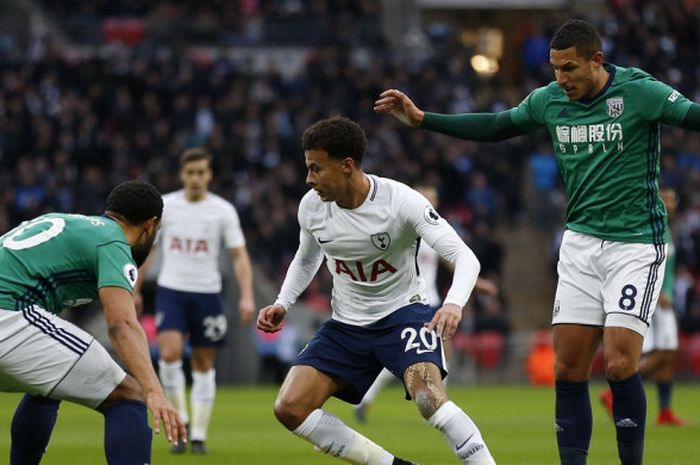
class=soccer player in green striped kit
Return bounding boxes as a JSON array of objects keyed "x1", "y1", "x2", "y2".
[
  {"x1": 375, "y1": 19, "x2": 700, "y2": 465},
  {"x1": 0, "y1": 181, "x2": 187, "y2": 464}
]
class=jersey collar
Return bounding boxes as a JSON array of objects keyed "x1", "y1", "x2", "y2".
[{"x1": 579, "y1": 63, "x2": 616, "y2": 105}]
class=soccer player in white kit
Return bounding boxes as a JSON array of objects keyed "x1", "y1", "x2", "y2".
[
  {"x1": 354, "y1": 185, "x2": 499, "y2": 423},
  {"x1": 257, "y1": 116, "x2": 497, "y2": 465},
  {"x1": 136, "y1": 148, "x2": 255, "y2": 454}
]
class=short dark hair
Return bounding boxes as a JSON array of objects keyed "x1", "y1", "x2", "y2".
[
  {"x1": 550, "y1": 19, "x2": 602, "y2": 59},
  {"x1": 105, "y1": 180, "x2": 163, "y2": 225},
  {"x1": 180, "y1": 147, "x2": 212, "y2": 168},
  {"x1": 302, "y1": 116, "x2": 367, "y2": 166}
]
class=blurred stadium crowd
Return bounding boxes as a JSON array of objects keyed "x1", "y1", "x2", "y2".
[{"x1": 1, "y1": 0, "x2": 700, "y2": 346}]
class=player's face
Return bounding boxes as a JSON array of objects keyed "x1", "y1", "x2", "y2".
[
  {"x1": 180, "y1": 159, "x2": 212, "y2": 200},
  {"x1": 550, "y1": 46, "x2": 604, "y2": 101},
  {"x1": 305, "y1": 149, "x2": 348, "y2": 203}
]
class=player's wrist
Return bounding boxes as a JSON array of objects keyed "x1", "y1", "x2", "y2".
[{"x1": 273, "y1": 300, "x2": 289, "y2": 312}]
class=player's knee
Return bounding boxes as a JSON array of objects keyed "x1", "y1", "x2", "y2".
[
  {"x1": 413, "y1": 387, "x2": 445, "y2": 420},
  {"x1": 273, "y1": 396, "x2": 307, "y2": 431},
  {"x1": 158, "y1": 347, "x2": 182, "y2": 363},
  {"x1": 100, "y1": 375, "x2": 145, "y2": 411},
  {"x1": 554, "y1": 359, "x2": 589, "y2": 381},
  {"x1": 604, "y1": 355, "x2": 637, "y2": 380}
]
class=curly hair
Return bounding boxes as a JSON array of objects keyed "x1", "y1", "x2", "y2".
[
  {"x1": 550, "y1": 19, "x2": 602, "y2": 60},
  {"x1": 301, "y1": 116, "x2": 367, "y2": 166},
  {"x1": 105, "y1": 180, "x2": 163, "y2": 225}
]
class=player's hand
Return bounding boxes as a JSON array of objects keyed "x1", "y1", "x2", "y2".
[
  {"x1": 374, "y1": 89, "x2": 424, "y2": 128},
  {"x1": 426, "y1": 303, "x2": 462, "y2": 340},
  {"x1": 257, "y1": 304, "x2": 287, "y2": 333},
  {"x1": 238, "y1": 295, "x2": 256, "y2": 325},
  {"x1": 145, "y1": 391, "x2": 188, "y2": 446},
  {"x1": 658, "y1": 292, "x2": 672, "y2": 309}
]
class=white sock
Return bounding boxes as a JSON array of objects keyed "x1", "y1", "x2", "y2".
[
  {"x1": 360, "y1": 369, "x2": 397, "y2": 407},
  {"x1": 428, "y1": 401, "x2": 496, "y2": 465},
  {"x1": 190, "y1": 369, "x2": 216, "y2": 441},
  {"x1": 159, "y1": 359, "x2": 189, "y2": 424},
  {"x1": 293, "y1": 409, "x2": 394, "y2": 465}
]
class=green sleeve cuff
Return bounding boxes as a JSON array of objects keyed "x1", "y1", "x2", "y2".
[{"x1": 680, "y1": 103, "x2": 700, "y2": 131}]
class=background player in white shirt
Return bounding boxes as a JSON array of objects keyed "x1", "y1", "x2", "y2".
[
  {"x1": 136, "y1": 148, "x2": 255, "y2": 454},
  {"x1": 355, "y1": 184, "x2": 499, "y2": 423},
  {"x1": 257, "y1": 116, "x2": 497, "y2": 465}
]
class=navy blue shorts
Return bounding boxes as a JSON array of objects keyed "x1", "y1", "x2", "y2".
[
  {"x1": 155, "y1": 286, "x2": 227, "y2": 347},
  {"x1": 294, "y1": 303, "x2": 447, "y2": 404}
]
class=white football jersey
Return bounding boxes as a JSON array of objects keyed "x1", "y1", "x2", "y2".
[
  {"x1": 417, "y1": 242, "x2": 441, "y2": 307},
  {"x1": 276, "y1": 175, "x2": 479, "y2": 325},
  {"x1": 156, "y1": 190, "x2": 245, "y2": 293}
]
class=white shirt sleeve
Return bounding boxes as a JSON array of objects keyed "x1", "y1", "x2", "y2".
[
  {"x1": 398, "y1": 187, "x2": 480, "y2": 308},
  {"x1": 274, "y1": 225, "x2": 324, "y2": 311},
  {"x1": 428, "y1": 230, "x2": 480, "y2": 308},
  {"x1": 222, "y1": 203, "x2": 246, "y2": 249}
]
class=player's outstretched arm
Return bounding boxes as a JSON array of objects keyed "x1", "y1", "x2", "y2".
[
  {"x1": 257, "y1": 304, "x2": 287, "y2": 333},
  {"x1": 375, "y1": 89, "x2": 523, "y2": 142},
  {"x1": 99, "y1": 286, "x2": 188, "y2": 445},
  {"x1": 373, "y1": 89, "x2": 425, "y2": 127}
]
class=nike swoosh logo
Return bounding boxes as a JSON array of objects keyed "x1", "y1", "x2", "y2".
[
  {"x1": 318, "y1": 238, "x2": 333, "y2": 243},
  {"x1": 416, "y1": 348, "x2": 435, "y2": 354},
  {"x1": 455, "y1": 432, "x2": 474, "y2": 451}
]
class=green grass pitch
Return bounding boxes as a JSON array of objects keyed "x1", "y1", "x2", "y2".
[{"x1": 1, "y1": 383, "x2": 699, "y2": 464}]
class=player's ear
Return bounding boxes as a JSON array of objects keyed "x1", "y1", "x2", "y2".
[
  {"x1": 144, "y1": 216, "x2": 160, "y2": 235},
  {"x1": 342, "y1": 157, "x2": 354, "y2": 175}
]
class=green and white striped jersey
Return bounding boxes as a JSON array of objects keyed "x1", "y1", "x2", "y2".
[
  {"x1": 0, "y1": 213, "x2": 137, "y2": 313},
  {"x1": 511, "y1": 64, "x2": 693, "y2": 244}
]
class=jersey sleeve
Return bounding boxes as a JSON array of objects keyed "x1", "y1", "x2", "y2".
[
  {"x1": 396, "y1": 187, "x2": 452, "y2": 243},
  {"x1": 509, "y1": 86, "x2": 550, "y2": 133},
  {"x1": 637, "y1": 78, "x2": 693, "y2": 124},
  {"x1": 222, "y1": 203, "x2": 246, "y2": 249},
  {"x1": 397, "y1": 187, "x2": 480, "y2": 307},
  {"x1": 274, "y1": 197, "x2": 324, "y2": 310},
  {"x1": 96, "y1": 241, "x2": 138, "y2": 291}
]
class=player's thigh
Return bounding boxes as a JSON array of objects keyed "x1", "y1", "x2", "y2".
[
  {"x1": 374, "y1": 304, "x2": 447, "y2": 397},
  {"x1": 552, "y1": 231, "x2": 605, "y2": 327},
  {"x1": 276, "y1": 365, "x2": 344, "y2": 412},
  {"x1": 155, "y1": 286, "x2": 189, "y2": 339},
  {"x1": 188, "y1": 292, "x2": 228, "y2": 347},
  {"x1": 293, "y1": 318, "x2": 381, "y2": 404},
  {"x1": 552, "y1": 324, "x2": 602, "y2": 380},
  {"x1": 602, "y1": 241, "x2": 667, "y2": 336},
  {"x1": 403, "y1": 361, "x2": 447, "y2": 416},
  {"x1": 0, "y1": 307, "x2": 125, "y2": 409},
  {"x1": 602, "y1": 326, "x2": 644, "y2": 377}
]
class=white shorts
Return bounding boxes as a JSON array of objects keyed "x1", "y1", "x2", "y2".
[
  {"x1": 0, "y1": 306, "x2": 126, "y2": 409},
  {"x1": 552, "y1": 230, "x2": 667, "y2": 336},
  {"x1": 642, "y1": 306, "x2": 679, "y2": 353}
]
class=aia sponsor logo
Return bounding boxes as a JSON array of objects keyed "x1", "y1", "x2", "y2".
[{"x1": 334, "y1": 259, "x2": 396, "y2": 282}]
